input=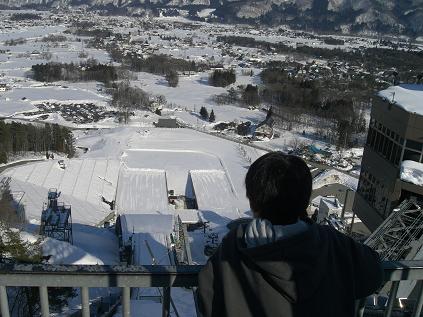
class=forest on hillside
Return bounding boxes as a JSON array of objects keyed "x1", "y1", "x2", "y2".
[{"x1": 0, "y1": 122, "x2": 75, "y2": 164}]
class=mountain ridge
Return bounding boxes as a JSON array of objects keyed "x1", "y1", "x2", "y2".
[{"x1": 1, "y1": 0, "x2": 423, "y2": 36}]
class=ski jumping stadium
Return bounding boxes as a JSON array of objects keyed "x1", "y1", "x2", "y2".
[
  {"x1": 0, "y1": 148, "x2": 242, "y2": 316},
  {"x1": 1, "y1": 151, "x2": 423, "y2": 316}
]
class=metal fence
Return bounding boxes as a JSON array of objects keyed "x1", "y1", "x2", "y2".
[{"x1": 1, "y1": 261, "x2": 423, "y2": 317}]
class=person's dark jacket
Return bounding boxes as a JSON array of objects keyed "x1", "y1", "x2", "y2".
[{"x1": 197, "y1": 220, "x2": 383, "y2": 317}]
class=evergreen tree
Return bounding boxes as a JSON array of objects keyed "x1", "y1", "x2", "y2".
[
  {"x1": 242, "y1": 84, "x2": 260, "y2": 106},
  {"x1": 64, "y1": 129, "x2": 76, "y2": 158},
  {"x1": 0, "y1": 183, "x2": 20, "y2": 225},
  {"x1": 228, "y1": 87, "x2": 238, "y2": 103},
  {"x1": 209, "y1": 110, "x2": 216, "y2": 123},
  {"x1": 200, "y1": 106, "x2": 209, "y2": 120},
  {"x1": 0, "y1": 122, "x2": 75, "y2": 163},
  {"x1": 0, "y1": 149, "x2": 7, "y2": 164},
  {"x1": 209, "y1": 69, "x2": 236, "y2": 87}
]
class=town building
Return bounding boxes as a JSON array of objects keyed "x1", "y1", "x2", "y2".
[{"x1": 353, "y1": 84, "x2": 423, "y2": 231}]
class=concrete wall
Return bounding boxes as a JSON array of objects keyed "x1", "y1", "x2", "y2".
[{"x1": 353, "y1": 96, "x2": 423, "y2": 231}]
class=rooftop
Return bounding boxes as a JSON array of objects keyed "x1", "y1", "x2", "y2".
[
  {"x1": 401, "y1": 160, "x2": 423, "y2": 187},
  {"x1": 378, "y1": 84, "x2": 423, "y2": 115}
]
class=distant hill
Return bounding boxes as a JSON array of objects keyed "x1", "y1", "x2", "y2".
[{"x1": 2, "y1": 0, "x2": 423, "y2": 37}]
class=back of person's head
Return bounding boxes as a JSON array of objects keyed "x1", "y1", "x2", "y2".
[{"x1": 245, "y1": 152, "x2": 312, "y2": 225}]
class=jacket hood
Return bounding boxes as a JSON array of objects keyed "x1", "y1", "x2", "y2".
[{"x1": 236, "y1": 220, "x2": 328, "y2": 303}]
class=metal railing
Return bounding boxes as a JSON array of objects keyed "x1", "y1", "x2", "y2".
[
  {"x1": 0, "y1": 264, "x2": 201, "y2": 317},
  {"x1": 1, "y1": 261, "x2": 423, "y2": 317}
]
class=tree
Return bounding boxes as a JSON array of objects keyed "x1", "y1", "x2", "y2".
[
  {"x1": 0, "y1": 182, "x2": 20, "y2": 225},
  {"x1": 200, "y1": 106, "x2": 209, "y2": 120},
  {"x1": 209, "y1": 69, "x2": 236, "y2": 87},
  {"x1": 0, "y1": 149, "x2": 7, "y2": 164},
  {"x1": 0, "y1": 122, "x2": 74, "y2": 164},
  {"x1": 209, "y1": 110, "x2": 216, "y2": 123},
  {"x1": 156, "y1": 95, "x2": 166, "y2": 106},
  {"x1": 111, "y1": 80, "x2": 151, "y2": 124},
  {"x1": 165, "y1": 70, "x2": 179, "y2": 87},
  {"x1": 228, "y1": 87, "x2": 238, "y2": 103},
  {"x1": 64, "y1": 129, "x2": 76, "y2": 158},
  {"x1": 242, "y1": 84, "x2": 260, "y2": 106}
]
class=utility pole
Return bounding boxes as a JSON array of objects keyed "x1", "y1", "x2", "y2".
[{"x1": 341, "y1": 188, "x2": 350, "y2": 221}]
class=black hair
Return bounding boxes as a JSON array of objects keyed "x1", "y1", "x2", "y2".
[{"x1": 245, "y1": 152, "x2": 312, "y2": 225}]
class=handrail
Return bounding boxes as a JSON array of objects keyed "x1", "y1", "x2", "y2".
[
  {"x1": 382, "y1": 260, "x2": 423, "y2": 281},
  {"x1": 0, "y1": 264, "x2": 202, "y2": 287},
  {"x1": 1, "y1": 261, "x2": 423, "y2": 317}
]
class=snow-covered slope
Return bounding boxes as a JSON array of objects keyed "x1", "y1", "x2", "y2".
[{"x1": 2, "y1": 159, "x2": 119, "y2": 225}]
